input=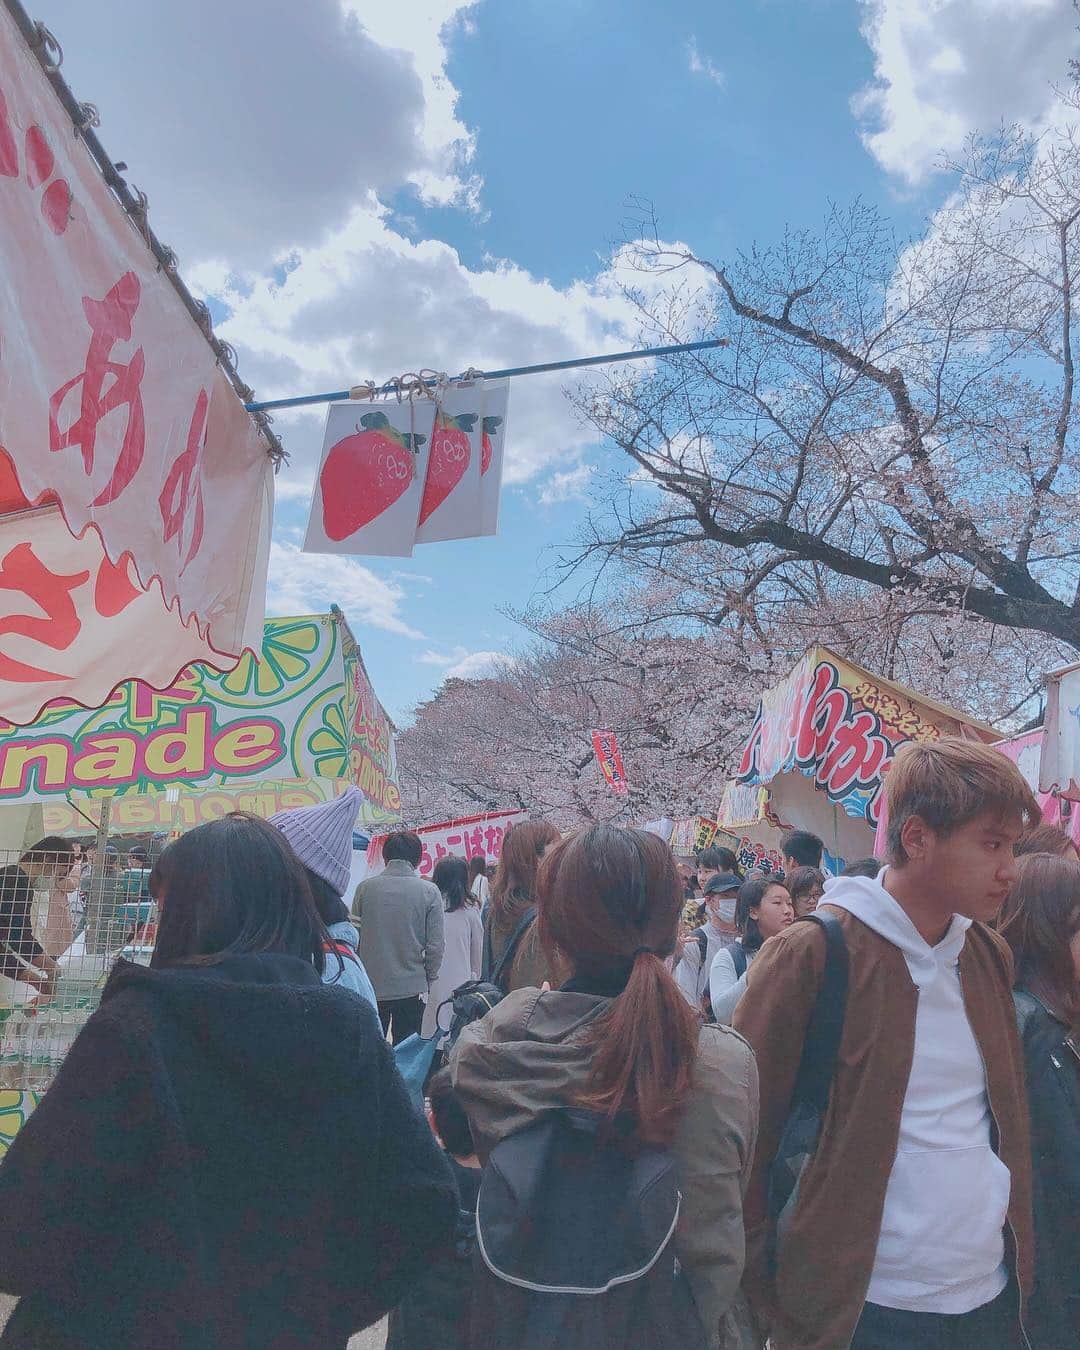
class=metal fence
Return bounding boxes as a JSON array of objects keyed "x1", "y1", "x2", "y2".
[{"x1": 0, "y1": 839, "x2": 158, "y2": 1092}]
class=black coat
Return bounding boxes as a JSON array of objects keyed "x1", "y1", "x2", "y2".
[
  {"x1": 1015, "y1": 989, "x2": 1080, "y2": 1347},
  {"x1": 0, "y1": 953, "x2": 457, "y2": 1348}
]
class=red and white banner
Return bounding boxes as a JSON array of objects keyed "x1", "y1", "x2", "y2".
[
  {"x1": 590, "y1": 729, "x2": 628, "y2": 796},
  {"x1": 366, "y1": 808, "x2": 526, "y2": 878},
  {"x1": 0, "y1": 7, "x2": 272, "y2": 722}
]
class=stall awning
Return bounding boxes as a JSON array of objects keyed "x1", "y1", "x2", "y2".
[{"x1": 0, "y1": 1, "x2": 275, "y2": 723}]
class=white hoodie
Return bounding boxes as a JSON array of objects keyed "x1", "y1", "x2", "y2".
[{"x1": 822, "y1": 870, "x2": 1010, "y2": 1315}]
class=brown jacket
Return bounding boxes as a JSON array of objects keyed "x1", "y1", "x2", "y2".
[
  {"x1": 486, "y1": 904, "x2": 565, "y2": 991},
  {"x1": 732, "y1": 905, "x2": 1034, "y2": 1350},
  {"x1": 450, "y1": 986, "x2": 760, "y2": 1348}
]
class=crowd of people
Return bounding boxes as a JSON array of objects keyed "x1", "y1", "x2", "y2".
[{"x1": 0, "y1": 736, "x2": 1077, "y2": 1348}]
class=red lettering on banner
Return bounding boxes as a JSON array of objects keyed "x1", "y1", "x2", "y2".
[
  {"x1": 49, "y1": 272, "x2": 146, "y2": 506},
  {"x1": 818, "y1": 708, "x2": 890, "y2": 796},
  {"x1": 0, "y1": 91, "x2": 71, "y2": 233},
  {"x1": 93, "y1": 551, "x2": 142, "y2": 618},
  {"x1": 740, "y1": 659, "x2": 905, "y2": 826},
  {"x1": 0, "y1": 542, "x2": 88, "y2": 682},
  {"x1": 159, "y1": 389, "x2": 208, "y2": 571}
]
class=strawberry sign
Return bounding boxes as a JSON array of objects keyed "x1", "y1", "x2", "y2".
[
  {"x1": 304, "y1": 380, "x2": 510, "y2": 557},
  {"x1": 303, "y1": 402, "x2": 434, "y2": 558}
]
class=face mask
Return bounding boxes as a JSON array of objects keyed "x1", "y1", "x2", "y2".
[{"x1": 713, "y1": 897, "x2": 737, "y2": 925}]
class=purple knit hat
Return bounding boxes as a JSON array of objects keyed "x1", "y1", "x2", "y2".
[{"x1": 268, "y1": 786, "x2": 362, "y2": 897}]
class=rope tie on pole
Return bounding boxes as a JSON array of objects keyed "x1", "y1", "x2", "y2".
[{"x1": 32, "y1": 21, "x2": 63, "y2": 70}]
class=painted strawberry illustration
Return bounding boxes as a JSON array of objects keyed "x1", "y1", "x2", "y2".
[
  {"x1": 319, "y1": 411, "x2": 424, "y2": 542},
  {"x1": 481, "y1": 414, "x2": 503, "y2": 477},
  {"x1": 419, "y1": 411, "x2": 477, "y2": 524}
]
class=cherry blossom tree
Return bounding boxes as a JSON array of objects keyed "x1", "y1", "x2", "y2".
[
  {"x1": 396, "y1": 573, "x2": 1062, "y2": 830},
  {"x1": 573, "y1": 94, "x2": 1080, "y2": 654}
]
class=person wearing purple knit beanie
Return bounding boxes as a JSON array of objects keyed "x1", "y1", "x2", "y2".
[{"x1": 269, "y1": 787, "x2": 377, "y2": 1011}]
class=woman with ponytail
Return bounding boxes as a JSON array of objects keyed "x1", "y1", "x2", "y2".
[{"x1": 451, "y1": 824, "x2": 759, "y2": 1348}]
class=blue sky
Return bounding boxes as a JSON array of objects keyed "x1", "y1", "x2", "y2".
[{"x1": 45, "y1": 0, "x2": 1079, "y2": 722}]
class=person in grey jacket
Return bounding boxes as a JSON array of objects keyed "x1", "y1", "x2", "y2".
[{"x1": 353, "y1": 831, "x2": 444, "y2": 1043}]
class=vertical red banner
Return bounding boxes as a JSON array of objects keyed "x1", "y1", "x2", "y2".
[{"x1": 590, "y1": 729, "x2": 628, "y2": 796}]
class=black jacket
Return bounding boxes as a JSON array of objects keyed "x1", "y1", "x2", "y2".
[
  {"x1": 385, "y1": 1157, "x2": 480, "y2": 1350},
  {"x1": 1014, "y1": 989, "x2": 1080, "y2": 1347},
  {"x1": 0, "y1": 953, "x2": 457, "y2": 1348}
]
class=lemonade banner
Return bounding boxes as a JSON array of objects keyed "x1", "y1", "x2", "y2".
[
  {"x1": 39, "y1": 776, "x2": 342, "y2": 836},
  {"x1": 0, "y1": 611, "x2": 402, "y2": 829},
  {"x1": 0, "y1": 1089, "x2": 38, "y2": 1160},
  {"x1": 737, "y1": 646, "x2": 998, "y2": 829}
]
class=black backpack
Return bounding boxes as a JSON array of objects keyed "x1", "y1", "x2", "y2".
[
  {"x1": 438, "y1": 906, "x2": 538, "y2": 1056},
  {"x1": 766, "y1": 912, "x2": 848, "y2": 1269},
  {"x1": 471, "y1": 1108, "x2": 708, "y2": 1350}
]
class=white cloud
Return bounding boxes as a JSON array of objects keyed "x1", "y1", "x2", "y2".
[
  {"x1": 447, "y1": 650, "x2": 513, "y2": 678},
  {"x1": 272, "y1": 475, "x2": 315, "y2": 505},
  {"x1": 42, "y1": 0, "x2": 480, "y2": 266},
  {"x1": 417, "y1": 644, "x2": 512, "y2": 678},
  {"x1": 346, "y1": 0, "x2": 482, "y2": 209},
  {"x1": 537, "y1": 463, "x2": 595, "y2": 506},
  {"x1": 418, "y1": 646, "x2": 469, "y2": 666},
  {"x1": 853, "y1": 0, "x2": 1078, "y2": 184},
  {"x1": 687, "y1": 37, "x2": 726, "y2": 89},
  {"x1": 207, "y1": 203, "x2": 649, "y2": 489},
  {"x1": 266, "y1": 540, "x2": 424, "y2": 639}
]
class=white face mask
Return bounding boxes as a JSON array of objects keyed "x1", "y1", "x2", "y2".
[{"x1": 711, "y1": 896, "x2": 737, "y2": 925}]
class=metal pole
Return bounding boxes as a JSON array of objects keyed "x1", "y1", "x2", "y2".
[{"x1": 244, "y1": 337, "x2": 731, "y2": 414}]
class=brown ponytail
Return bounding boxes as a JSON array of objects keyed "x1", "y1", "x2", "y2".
[{"x1": 537, "y1": 825, "x2": 700, "y2": 1147}]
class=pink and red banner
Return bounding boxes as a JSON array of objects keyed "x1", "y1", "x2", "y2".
[
  {"x1": 366, "y1": 809, "x2": 526, "y2": 878},
  {"x1": 0, "y1": 6, "x2": 272, "y2": 723},
  {"x1": 590, "y1": 729, "x2": 628, "y2": 796}
]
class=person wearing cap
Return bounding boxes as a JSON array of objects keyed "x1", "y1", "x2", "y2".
[
  {"x1": 120, "y1": 845, "x2": 153, "y2": 902},
  {"x1": 674, "y1": 870, "x2": 743, "y2": 1015},
  {"x1": 269, "y1": 786, "x2": 377, "y2": 1012}
]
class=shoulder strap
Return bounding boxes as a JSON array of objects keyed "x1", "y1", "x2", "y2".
[
  {"x1": 730, "y1": 940, "x2": 748, "y2": 980},
  {"x1": 481, "y1": 913, "x2": 494, "y2": 982},
  {"x1": 695, "y1": 927, "x2": 708, "y2": 965},
  {"x1": 324, "y1": 939, "x2": 359, "y2": 966},
  {"x1": 792, "y1": 913, "x2": 848, "y2": 1114},
  {"x1": 489, "y1": 905, "x2": 538, "y2": 991}
]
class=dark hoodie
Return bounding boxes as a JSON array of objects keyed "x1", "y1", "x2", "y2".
[{"x1": 0, "y1": 953, "x2": 457, "y2": 1349}]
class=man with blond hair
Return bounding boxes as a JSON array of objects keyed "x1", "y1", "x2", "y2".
[{"x1": 734, "y1": 739, "x2": 1039, "y2": 1349}]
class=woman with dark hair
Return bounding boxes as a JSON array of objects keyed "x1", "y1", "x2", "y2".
[
  {"x1": 998, "y1": 854, "x2": 1080, "y2": 1345},
  {"x1": 0, "y1": 812, "x2": 456, "y2": 1349},
  {"x1": 467, "y1": 853, "x2": 491, "y2": 913},
  {"x1": 452, "y1": 824, "x2": 758, "y2": 1347},
  {"x1": 1014, "y1": 822, "x2": 1080, "y2": 862},
  {"x1": 486, "y1": 818, "x2": 561, "y2": 991},
  {"x1": 423, "y1": 856, "x2": 484, "y2": 1042},
  {"x1": 709, "y1": 877, "x2": 794, "y2": 1024}
]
